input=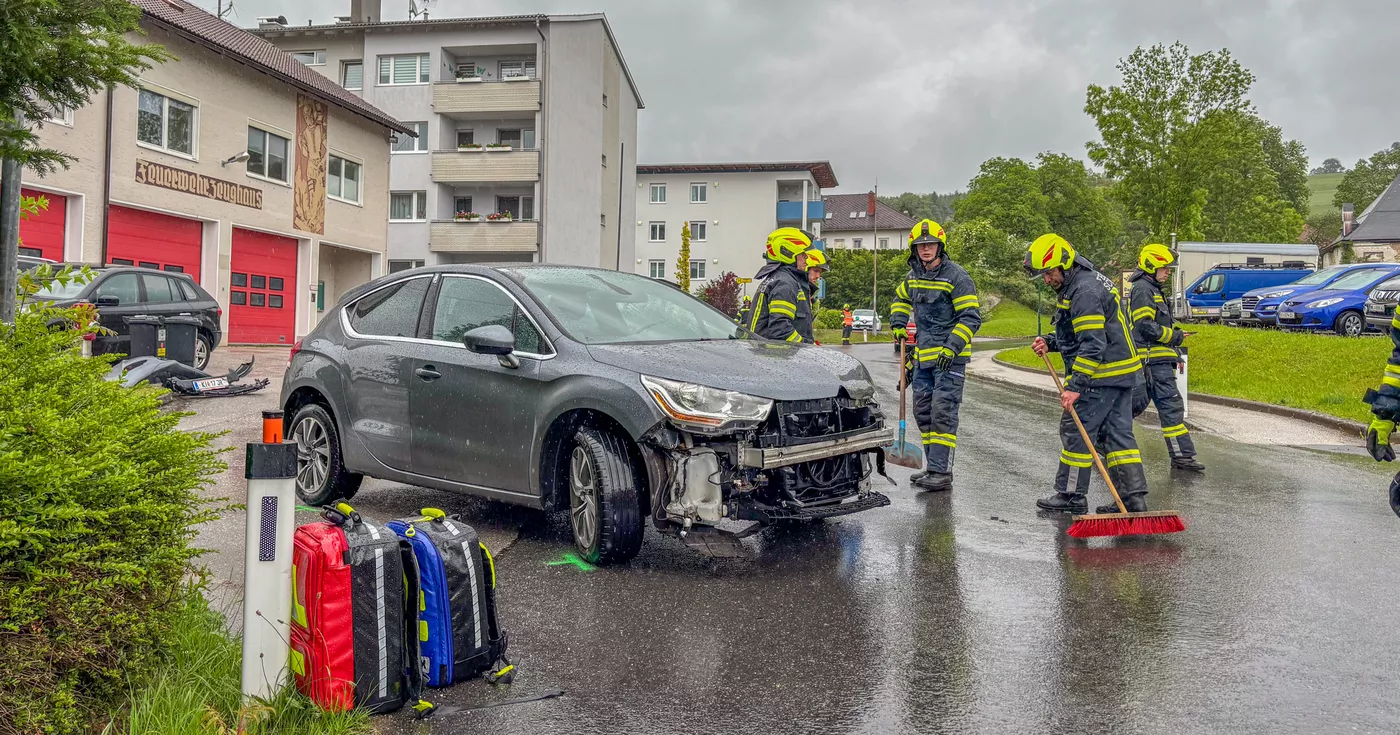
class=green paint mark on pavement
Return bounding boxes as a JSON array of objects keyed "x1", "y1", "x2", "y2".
[
  {"x1": 545, "y1": 552, "x2": 595, "y2": 572},
  {"x1": 296, "y1": 505, "x2": 317, "y2": 513}
]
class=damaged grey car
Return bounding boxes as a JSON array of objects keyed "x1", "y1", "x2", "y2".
[{"x1": 280, "y1": 265, "x2": 892, "y2": 564}]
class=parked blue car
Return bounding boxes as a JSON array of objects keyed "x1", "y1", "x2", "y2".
[
  {"x1": 1237, "y1": 264, "x2": 1397, "y2": 326},
  {"x1": 1184, "y1": 263, "x2": 1315, "y2": 320},
  {"x1": 1276, "y1": 265, "x2": 1400, "y2": 336}
]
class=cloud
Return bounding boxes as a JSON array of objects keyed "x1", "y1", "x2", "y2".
[{"x1": 197, "y1": 0, "x2": 1394, "y2": 193}]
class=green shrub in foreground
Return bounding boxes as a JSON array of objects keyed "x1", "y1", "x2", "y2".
[{"x1": 0, "y1": 271, "x2": 226, "y2": 734}]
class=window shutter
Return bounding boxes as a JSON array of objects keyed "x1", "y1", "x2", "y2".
[
  {"x1": 379, "y1": 57, "x2": 391, "y2": 84},
  {"x1": 343, "y1": 61, "x2": 363, "y2": 89},
  {"x1": 393, "y1": 55, "x2": 418, "y2": 84},
  {"x1": 419, "y1": 53, "x2": 430, "y2": 83}
]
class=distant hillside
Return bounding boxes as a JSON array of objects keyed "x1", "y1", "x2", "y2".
[{"x1": 1307, "y1": 172, "x2": 1345, "y2": 217}]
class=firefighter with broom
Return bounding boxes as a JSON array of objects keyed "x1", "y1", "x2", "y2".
[
  {"x1": 748, "y1": 227, "x2": 815, "y2": 343},
  {"x1": 1361, "y1": 292, "x2": 1400, "y2": 517},
  {"x1": 1026, "y1": 233, "x2": 1153, "y2": 516},
  {"x1": 1128, "y1": 244, "x2": 1206, "y2": 472},
  {"x1": 888, "y1": 219, "x2": 981, "y2": 492}
]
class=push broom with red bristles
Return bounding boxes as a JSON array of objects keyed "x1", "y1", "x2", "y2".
[{"x1": 1041, "y1": 353, "x2": 1186, "y2": 538}]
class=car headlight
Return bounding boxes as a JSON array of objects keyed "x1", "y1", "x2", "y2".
[
  {"x1": 1304, "y1": 298, "x2": 1343, "y2": 309},
  {"x1": 641, "y1": 375, "x2": 773, "y2": 431},
  {"x1": 1260, "y1": 290, "x2": 1293, "y2": 299}
]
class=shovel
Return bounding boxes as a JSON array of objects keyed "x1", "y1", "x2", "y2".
[{"x1": 883, "y1": 336, "x2": 924, "y2": 469}]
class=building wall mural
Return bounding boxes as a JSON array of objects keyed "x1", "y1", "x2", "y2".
[{"x1": 294, "y1": 93, "x2": 328, "y2": 235}]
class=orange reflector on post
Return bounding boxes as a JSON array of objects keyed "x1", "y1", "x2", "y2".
[{"x1": 262, "y1": 410, "x2": 284, "y2": 444}]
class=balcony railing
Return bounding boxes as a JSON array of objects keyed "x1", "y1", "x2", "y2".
[
  {"x1": 776, "y1": 201, "x2": 826, "y2": 223},
  {"x1": 433, "y1": 79, "x2": 540, "y2": 115},
  {"x1": 429, "y1": 220, "x2": 538, "y2": 253},
  {"x1": 431, "y1": 148, "x2": 539, "y2": 184}
]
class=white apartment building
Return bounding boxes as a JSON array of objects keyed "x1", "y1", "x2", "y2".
[
  {"x1": 820, "y1": 193, "x2": 918, "y2": 252},
  {"x1": 255, "y1": 1, "x2": 643, "y2": 271},
  {"x1": 633, "y1": 162, "x2": 838, "y2": 290}
]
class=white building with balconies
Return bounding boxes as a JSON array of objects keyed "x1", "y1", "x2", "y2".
[{"x1": 254, "y1": 1, "x2": 642, "y2": 272}]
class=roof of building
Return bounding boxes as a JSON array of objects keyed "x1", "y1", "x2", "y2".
[
  {"x1": 1327, "y1": 172, "x2": 1400, "y2": 251},
  {"x1": 250, "y1": 12, "x2": 644, "y2": 109},
  {"x1": 132, "y1": 0, "x2": 413, "y2": 135},
  {"x1": 1178, "y1": 242, "x2": 1319, "y2": 256},
  {"x1": 636, "y1": 161, "x2": 838, "y2": 189},
  {"x1": 819, "y1": 193, "x2": 919, "y2": 232}
]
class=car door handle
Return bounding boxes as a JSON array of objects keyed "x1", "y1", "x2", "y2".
[{"x1": 414, "y1": 367, "x2": 441, "y2": 381}]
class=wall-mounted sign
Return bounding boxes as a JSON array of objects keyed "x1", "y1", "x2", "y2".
[{"x1": 135, "y1": 159, "x2": 263, "y2": 209}]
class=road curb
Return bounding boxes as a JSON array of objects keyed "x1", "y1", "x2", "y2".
[
  {"x1": 987, "y1": 352, "x2": 1366, "y2": 436},
  {"x1": 971, "y1": 359, "x2": 1206, "y2": 432}
]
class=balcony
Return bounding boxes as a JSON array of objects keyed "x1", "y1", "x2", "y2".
[
  {"x1": 776, "y1": 201, "x2": 826, "y2": 223},
  {"x1": 433, "y1": 80, "x2": 540, "y2": 117},
  {"x1": 431, "y1": 149, "x2": 539, "y2": 184},
  {"x1": 429, "y1": 220, "x2": 538, "y2": 254}
]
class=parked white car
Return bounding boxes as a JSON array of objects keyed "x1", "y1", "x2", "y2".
[{"x1": 851, "y1": 309, "x2": 882, "y2": 332}]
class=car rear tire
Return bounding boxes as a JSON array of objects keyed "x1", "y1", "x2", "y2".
[
  {"x1": 568, "y1": 427, "x2": 643, "y2": 565},
  {"x1": 289, "y1": 403, "x2": 362, "y2": 506},
  {"x1": 1335, "y1": 310, "x2": 1365, "y2": 337},
  {"x1": 194, "y1": 334, "x2": 212, "y2": 371}
]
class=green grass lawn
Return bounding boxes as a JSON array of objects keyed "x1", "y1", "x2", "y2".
[
  {"x1": 1308, "y1": 172, "x2": 1345, "y2": 217},
  {"x1": 815, "y1": 328, "x2": 894, "y2": 343},
  {"x1": 978, "y1": 300, "x2": 1049, "y2": 339},
  {"x1": 995, "y1": 324, "x2": 1391, "y2": 423}
]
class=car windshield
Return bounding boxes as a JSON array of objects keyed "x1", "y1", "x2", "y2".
[
  {"x1": 1374, "y1": 276, "x2": 1400, "y2": 292},
  {"x1": 506, "y1": 267, "x2": 747, "y2": 344},
  {"x1": 1292, "y1": 266, "x2": 1346, "y2": 286},
  {"x1": 31, "y1": 279, "x2": 88, "y2": 301},
  {"x1": 854, "y1": 310, "x2": 874, "y2": 317},
  {"x1": 1322, "y1": 269, "x2": 1395, "y2": 292}
]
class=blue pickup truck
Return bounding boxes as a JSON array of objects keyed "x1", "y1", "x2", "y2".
[{"x1": 1185, "y1": 263, "x2": 1315, "y2": 321}]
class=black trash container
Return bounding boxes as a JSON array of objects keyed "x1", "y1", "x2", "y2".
[
  {"x1": 124, "y1": 315, "x2": 164, "y2": 359},
  {"x1": 163, "y1": 315, "x2": 201, "y2": 366}
]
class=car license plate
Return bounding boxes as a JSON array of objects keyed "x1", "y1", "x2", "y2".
[
  {"x1": 1279, "y1": 311, "x2": 1295, "y2": 320},
  {"x1": 1368, "y1": 304, "x2": 1385, "y2": 315},
  {"x1": 192, "y1": 377, "x2": 229, "y2": 392},
  {"x1": 1242, "y1": 309, "x2": 1253, "y2": 317}
]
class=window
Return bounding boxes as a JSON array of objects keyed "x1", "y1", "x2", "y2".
[
  {"x1": 176, "y1": 280, "x2": 198, "y2": 300},
  {"x1": 378, "y1": 53, "x2": 430, "y2": 85},
  {"x1": 853, "y1": 238, "x2": 863, "y2": 249},
  {"x1": 1246, "y1": 256, "x2": 1264, "y2": 265},
  {"x1": 392, "y1": 122, "x2": 428, "y2": 153},
  {"x1": 649, "y1": 260, "x2": 666, "y2": 278},
  {"x1": 44, "y1": 104, "x2": 73, "y2": 126},
  {"x1": 453, "y1": 196, "x2": 473, "y2": 215},
  {"x1": 689, "y1": 260, "x2": 706, "y2": 280},
  {"x1": 522, "y1": 196, "x2": 535, "y2": 221},
  {"x1": 390, "y1": 191, "x2": 427, "y2": 221},
  {"x1": 689, "y1": 221, "x2": 707, "y2": 241},
  {"x1": 690, "y1": 183, "x2": 707, "y2": 203},
  {"x1": 247, "y1": 126, "x2": 289, "y2": 183},
  {"x1": 341, "y1": 60, "x2": 363, "y2": 90},
  {"x1": 141, "y1": 274, "x2": 177, "y2": 303},
  {"x1": 430, "y1": 276, "x2": 545, "y2": 354},
  {"x1": 327, "y1": 154, "x2": 361, "y2": 204},
  {"x1": 835, "y1": 239, "x2": 845, "y2": 248},
  {"x1": 348, "y1": 278, "x2": 430, "y2": 337},
  {"x1": 291, "y1": 50, "x2": 327, "y2": 66},
  {"x1": 497, "y1": 196, "x2": 520, "y2": 218},
  {"x1": 388, "y1": 259, "x2": 425, "y2": 273},
  {"x1": 879, "y1": 237, "x2": 889, "y2": 250},
  {"x1": 137, "y1": 89, "x2": 196, "y2": 156},
  {"x1": 1195, "y1": 274, "x2": 1224, "y2": 294},
  {"x1": 95, "y1": 273, "x2": 140, "y2": 305},
  {"x1": 649, "y1": 222, "x2": 666, "y2": 242},
  {"x1": 650, "y1": 183, "x2": 666, "y2": 204},
  {"x1": 498, "y1": 60, "x2": 536, "y2": 79},
  {"x1": 456, "y1": 129, "x2": 474, "y2": 147},
  {"x1": 497, "y1": 128, "x2": 534, "y2": 149}
]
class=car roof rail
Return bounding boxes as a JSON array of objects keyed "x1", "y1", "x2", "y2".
[{"x1": 1208, "y1": 262, "x2": 1315, "y2": 271}]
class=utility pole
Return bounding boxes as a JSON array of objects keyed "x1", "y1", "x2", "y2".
[
  {"x1": 869, "y1": 183, "x2": 878, "y2": 319},
  {"x1": 0, "y1": 154, "x2": 19, "y2": 323}
]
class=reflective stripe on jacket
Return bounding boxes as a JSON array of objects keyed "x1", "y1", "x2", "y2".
[
  {"x1": 1045, "y1": 260, "x2": 1142, "y2": 392},
  {"x1": 1129, "y1": 274, "x2": 1183, "y2": 364},
  {"x1": 748, "y1": 260, "x2": 810, "y2": 343},
  {"x1": 889, "y1": 256, "x2": 981, "y2": 366}
]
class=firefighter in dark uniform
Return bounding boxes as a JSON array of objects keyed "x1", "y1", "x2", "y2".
[
  {"x1": 1363, "y1": 290, "x2": 1400, "y2": 516},
  {"x1": 1128, "y1": 243, "x2": 1205, "y2": 472},
  {"x1": 1026, "y1": 233, "x2": 1153, "y2": 515},
  {"x1": 748, "y1": 227, "x2": 815, "y2": 343},
  {"x1": 889, "y1": 219, "x2": 981, "y2": 492},
  {"x1": 736, "y1": 296, "x2": 752, "y2": 325}
]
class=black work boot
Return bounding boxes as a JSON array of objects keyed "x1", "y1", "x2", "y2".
[
  {"x1": 1171, "y1": 456, "x2": 1206, "y2": 472},
  {"x1": 1096, "y1": 494, "x2": 1148, "y2": 514},
  {"x1": 912, "y1": 472, "x2": 952, "y2": 492},
  {"x1": 1037, "y1": 493, "x2": 1087, "y2": 514}
]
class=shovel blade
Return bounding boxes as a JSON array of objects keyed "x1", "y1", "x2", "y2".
[{"x1": 883, "y1": 440, "x2": 923, "y2": 469}]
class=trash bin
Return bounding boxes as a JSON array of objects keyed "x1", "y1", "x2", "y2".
[
  {"x1": 124, "y1": 315, "x2": 164, "y2": 359},
  {"x1": 163, "y1": 315, "x2": 201, "y2": 367}
]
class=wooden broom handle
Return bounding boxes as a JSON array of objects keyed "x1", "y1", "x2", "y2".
[
  {"x1": 1041, "y1": 351, "x2": 1127, "y2": 514},
  {"x1": 898, "y1": 336, "x2": 908, "y2": 422}
]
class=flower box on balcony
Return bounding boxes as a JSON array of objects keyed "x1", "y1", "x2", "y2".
[
  {"x1": 458, "y1": 144, "x2": 483, "y2": 151},
  {"x1": 455, "y1": 76, "x2": 483, "y2": 83},
  {"x1": 484, "y1": 144, "x2": 513, "y2": 152},
  {"x1": 454, "y1": 213, "x2": 481, "y2": 222},
  {"x1": 503, "y1": 75, "x2": 532, "y2": 82},
  {"x1": 485, "y1": 213, "x2": 513, "y2": 222}
]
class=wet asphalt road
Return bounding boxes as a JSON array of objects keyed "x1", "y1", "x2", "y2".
[{"x1": 350, "y1": 344, "x2": 1400, "y2": 735}]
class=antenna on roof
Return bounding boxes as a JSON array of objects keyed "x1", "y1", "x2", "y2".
[
  {"x1": 215, "y1": 0, "x2": 234, "y2": 20},
  {"x1": 409, "y1": 0, "x2": 436, "y2": 20}
]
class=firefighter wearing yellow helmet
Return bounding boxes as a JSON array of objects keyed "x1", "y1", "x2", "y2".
[
  {"x1": 1128, "y1": 244, "x2": 1203, "y2": 471},
  {"x1": 888, "y1": 219, "x2": 981, "y2": 492},
  {"x1": 1027, "y1": 233, "x2": 1153, "y2": 515},
  {"x1": 748, "y1": 227, "x2": 815, "y2": 343}
]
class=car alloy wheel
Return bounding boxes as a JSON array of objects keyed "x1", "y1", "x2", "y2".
[
  {"x1": 194, "y1": 336, "x2": 210, "y2": 370},
  {"x1": 293, "y1": 416, "x2": 330, "y2": 498},
  {"x1": 1338, "y1": 311, "x2": 1364, "y2": 337},
  {"x1": 569, "y1": 446, "x2": 599, "y2": 552}
]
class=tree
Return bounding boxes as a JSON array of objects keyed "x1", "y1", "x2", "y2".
[
  {"x1": 674, "y1": 222, "x2": 692, "y2": 291},
  {"x1": 953, "y1": 158, "x2": 1050, "y2": 238},
  {"x1": 1304, "y1": 210, "x2": 1343, "y2": 249},
  {"x1": 1253, "y1": 117, "x2": 1310, "y2": 216},
  {"x1": 820, "y1": 249, "x2": 909, "y2": 319},
  {"x1": 1334, "y1": 142, "x2": 1400, "y2": 214},
  {"x1": 696, "y1": 271, "x2": 741, "y2": 317},
  {"x1": 1311, "y1": 157, "x2": 1346, "y2": 175},
  {"x1": 878, "y1": 191, "x2": 962, "y2": 223}
]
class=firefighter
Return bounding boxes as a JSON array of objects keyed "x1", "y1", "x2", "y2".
[
  {"x1": 736, "y1": 296, "x2": 752, "y2": 325},
  {"x1": 1128, "y1": 243, "x2": 1205, "y2": 472},
  {"x1": 1362, "y1": 290, "x2": 1400, "y2": 516},
  {"x1": 889, "y1": 219, "x2": 981, "y2": 492},
  {"x1": 1026, "y1": 233, "x2": 1152, "y2": 515},
  {"x1": 802, "y1": 248, "x2": 828, "y2": 343},
  {"x1": 841, "y1": 304, "x2": 854, "y2": 345},
  {"x1": 748, "y1": 227, "x2": 815, "y2": 343}
]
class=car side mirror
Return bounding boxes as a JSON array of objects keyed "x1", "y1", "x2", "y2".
[
  {"x1": 463, "y1": 324, "x2": 515, "y2": 356},
  {"x1": 96, "y1": 295, "x2": 120, "y2": 307}
]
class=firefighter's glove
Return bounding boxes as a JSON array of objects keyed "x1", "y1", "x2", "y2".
[
  {"x1": 1169, "y1": 329, "x2": 1186, "y2": 347},
  {"x1": 1367, "y1": 418, "x2": 1396, "y2": 462},
  {"x1": 892, "y1": 327, "x2": 907, "y2": 340},
  {"x1": 932, "y1": 347, "x2": 954, "y2": 373}
]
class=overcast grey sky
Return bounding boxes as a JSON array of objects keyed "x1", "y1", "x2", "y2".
[{"x1": 194, "y1": 0, "x2": 1392, "y2": 194}]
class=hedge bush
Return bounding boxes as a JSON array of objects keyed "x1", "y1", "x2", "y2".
[
  {"x1": 0, "y1": 267, "x2": 226, "y2": 734},
  {"x1": 814, "y1": 308, "x2": 844, "y2": 330}
]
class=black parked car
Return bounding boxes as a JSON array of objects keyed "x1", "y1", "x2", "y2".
[
  {"x1": 281, "y1": 265, "x2": 893, "y2": 564},
  {"x1": 33, "y1": 265, "x2": 222, "y2": 369}
]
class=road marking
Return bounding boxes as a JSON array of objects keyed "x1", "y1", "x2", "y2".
[{"x1": 545, "y1": 552, "x2": 596, "y2": 572}]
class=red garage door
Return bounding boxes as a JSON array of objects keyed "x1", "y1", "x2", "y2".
[
  {"x1": 19, "y1": 188, "x2": 65, "y2": 261},
  {"x1": 107, "y1": 205, "x2": 202, "y2": 282},
  {"x1": 229, "y1": 228, "x2": 297, "y2": 344}
]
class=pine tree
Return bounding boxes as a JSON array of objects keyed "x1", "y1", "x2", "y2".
[{"x1": 675, "y1": 222, "x2": 692, "y2": 291}]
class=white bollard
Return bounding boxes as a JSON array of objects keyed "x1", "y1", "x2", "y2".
[
  {"x1": 241, "y1": 410, "x2": 297, "y2": 701},
  {"x1": 1176, "y1": 349, "x2": 1189, "y2": 420}
]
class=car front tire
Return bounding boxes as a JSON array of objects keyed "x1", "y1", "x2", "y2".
[
  {"x1": 1335, "y1": 310, "x2": 1365, "y2": 337},
  {"x1": 568, "y1": 427, "x2": 643, "y2": 565},
  {"x1": 289, "y1": 403, "x2": 362, "y2": 506}
]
